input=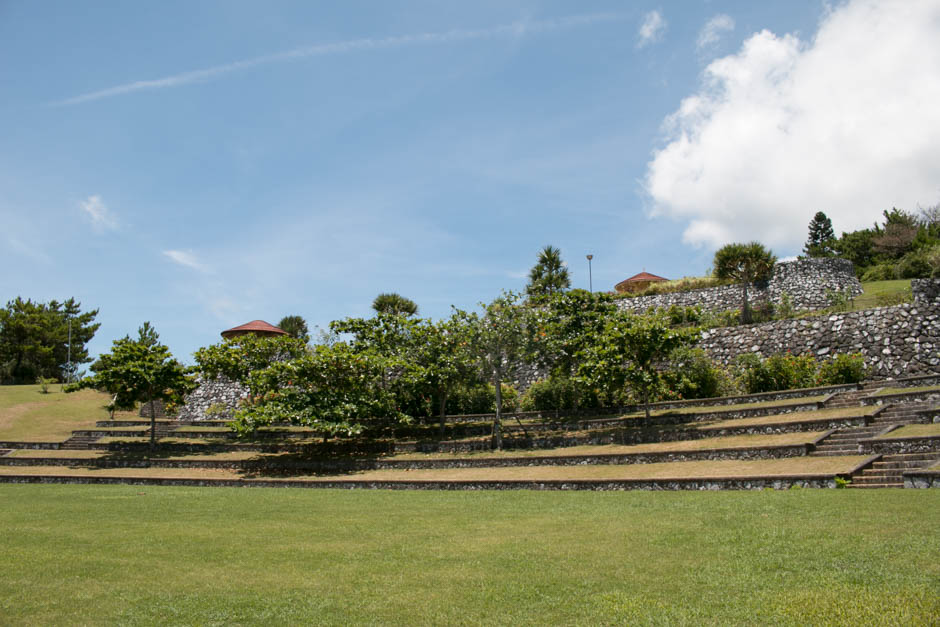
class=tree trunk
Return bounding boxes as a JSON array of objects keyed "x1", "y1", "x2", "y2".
[
  {"x1": 438, "y1": 390, "x2": 449, "y2": 440},
  {"x1": 148, "y1": 392, "x2": 156, "y2": 452},
  {"x1": 741, "y1": 283, "x2": 752, "y2": 324},
  {"x1": 491, "y1": 377, "x2": 503, "y2": 450}
]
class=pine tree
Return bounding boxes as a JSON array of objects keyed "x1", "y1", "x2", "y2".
[{"x1": 804, "y1": 211, "x2": 836, "y2": 257}]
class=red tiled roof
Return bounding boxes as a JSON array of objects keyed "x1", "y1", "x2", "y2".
[
  {"x1": 621, "y1": 272, "x2": 668, "y2": 283},
  {"x1": 220, "y1": 320, "x2": 288, "y2": 339}
]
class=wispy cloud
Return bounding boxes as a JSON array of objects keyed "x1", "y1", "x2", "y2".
[
  {"x1": 55, "y1": 13, "x2": 625, "y2": 106},
  {"x1": 697, "y1": 14, "x2": 735, "y2": 51},
  {"x1": 637, "y1": 10, "x2": 666, "y2": 48},
  {"x1": 80, "y1": 195, "x2": 118, "y2": 231},
  {"x1": 163, "y1": 249, "x2": 210, "y2": 273}
]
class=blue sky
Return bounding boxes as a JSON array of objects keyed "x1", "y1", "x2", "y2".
[{"x1": 2, "y1": 0, "x2": 939, "y2": 363}]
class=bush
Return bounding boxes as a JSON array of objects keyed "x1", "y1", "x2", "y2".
[
  {"x1": 817, "y1": 353, "x2": 867, "y2": 385},
  {"x1": 896, "y1": 252, "x2": 931, "y2": 279},
  {"x1": 861, "y1": 263, "x2": 896, "y2": 281},
  {"x1": 519, "y1": 376, "x2": 602, "y2": 411},
  {"x1": 736, "y1": 353, "x2": 817, "y2": 394},
  {"x1": 663, "y1": 347, "x2": 735, "y2": 400},
  {"x1": 445, "y1": 383, "x2": 518, "y2": 414}
]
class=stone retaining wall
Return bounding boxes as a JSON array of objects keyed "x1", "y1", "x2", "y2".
[
  {"x1": 616, "y1": 258, "x2": 861, "y2": 315},
  {"x1": 177, "y1": 376, "x2": 248, "y2": 422},
  {"x1": 0, "y1": 474, "x2": 842, "y2": 491}
]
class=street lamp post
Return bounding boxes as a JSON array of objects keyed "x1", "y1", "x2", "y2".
[{"x1": 586, "y1": 254, "x2": 593, "y2": 294}]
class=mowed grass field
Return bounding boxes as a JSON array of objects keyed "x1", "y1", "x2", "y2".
[{"x1": 0, "y1": 485, "x2": 937, "y2": 625}]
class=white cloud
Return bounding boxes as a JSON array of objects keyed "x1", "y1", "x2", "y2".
[
  {"x1": 163, "y1": 249, "x2": 210, "y2": 273},
  {"x1": 697, "y1": 14, "x2": 735, "y2": 50},
  {"x1": 80, "y1": 195, "x2": 117, "y2": 231},
  {"x1": 637, "y1": 11, "x2": 666, "y2": 48},
  {"x1": 645, "y1": 0, "x2": 940, "y2": 252},
  {"x1": 55, "y1": 13, "x2": 626, "y2": 106}
]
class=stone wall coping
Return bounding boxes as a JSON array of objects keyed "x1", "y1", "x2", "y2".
[
  {"x1": 811, "y1": 430, "x2": 838, "y2": 446},
  {"x1": 903, "y1": 468, "x2": 940, "y2": 478},
  {"x1": 0, "y1": 441, "x2": 61, "y2": 450},
  {"x1": 0, "y1": 473, "x2": 841, "y2": 491},
  {"x1": 847, "y1": 454, "x2": 883, "y2": 476}
]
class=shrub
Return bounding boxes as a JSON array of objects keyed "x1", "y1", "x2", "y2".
[
  {"x1": 519, "y1": 376, "x2": 601, "y2": 411},
  {"x1": 860, "y1": 263, "x2": 896, "y2": 281},
  {"x1": 896, "y1": 252, "x2": 931, "y2": 279},
  {"x1": 817, "y1": 353, "x2": 867, "y2": 385},
  {"x1": 663, "y1": 347, "x2": 735, "y2": 400},
  {"x1": 736, "y1": 353, "x2": 818, "y2": 394},
  {"x1": 445, "y1": 383, "x2": 518, "y2": 414},
  {"x1": 36, "y1": 376, "x2": 56, "y2": 394}
]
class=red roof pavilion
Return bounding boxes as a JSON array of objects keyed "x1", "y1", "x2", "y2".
[
  {"x1": 220, "y1": 320, "x2": 288, "y2": 339},
  {"x1": 614, "y1": 271, "x2": 669, "y2": 294}
]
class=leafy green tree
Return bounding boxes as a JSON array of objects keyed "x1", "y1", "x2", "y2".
[
  {"x1": 578, "y1": 311, "x2": 694, "y2": 418},
  {"x1": 833, "y1": 229, "x2": 876, "y2": 274},
  {"x1": 526, "y1": 245, "x2": 570, "y2": 301},
  {"x1": 455, "y1": 292, "x2": 534, "y2": 449},
  {"x1": 532, "y1": 289, "x2": 616, "y2": 379},
  {"x1": 68, "y1": 322, "x2": 192, "y2": 449},
  {"x1": 712, "y1": 242, "x2": 777, "y2": 324},
  {"x1": 0, "y1": 297, "x2": 99, "y2": 384},
  {"x1": 232, "y1": 343, "x2": 404, "y2": 438},
  {"x1": 873, "y1": 208, "x2": 918, "y2": 259},
  {"x1": 277, "y1": 315, "x2": 310, "y2": 343},
  {"x1": 803, "y1": 211, "x2": 836, "y2": 257},
  {"x1": 371, "y1": 293, "x2": 418, "y2": 316},
  {"x1": 193, "y1": 334, "x2": 309, "y2": 396}
]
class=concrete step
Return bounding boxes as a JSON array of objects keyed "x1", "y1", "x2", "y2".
[
  {"x1": 848, "y1": 483, "x2": 903, "y2": 489},
  {"x1": 883, "y1": 453, "x2": 939, "y2": 462}
]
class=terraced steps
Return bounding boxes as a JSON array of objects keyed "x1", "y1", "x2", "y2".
[
  {"x1": 849, "y1": 452, "x2": 939, "y2": 488},
  {"x1": 60, "y1": 433, "x2": 104, "y2": 450},
  {"x1": 810, "y1": 425, "x2": 886, "y2": 456}
]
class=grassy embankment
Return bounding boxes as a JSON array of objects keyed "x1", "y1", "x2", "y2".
[
  {"x1": 0, "y1": 485, "x2": 936, "y2": 624},
  {"x1": 0, "y1": 384, "x2": 135, "y2": 442}
]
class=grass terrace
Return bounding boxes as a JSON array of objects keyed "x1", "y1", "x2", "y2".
[
  {"x1": 875, "y1": 424, "x2": 940, "y2": 439},
  {"x1": 695, "y1": 405, "x2": 875, "y2": 430},
  {"x1": 871, "y1": 384, "x2": 940, "y2": 396}
]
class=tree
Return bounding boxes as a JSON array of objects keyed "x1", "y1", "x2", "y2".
[
  {"x1": 193, "y1": 334, "x2": 309, "y2": 398},
  {"x1": 68, "y1": 322, "x2": 192, "y2": 450},
  {"x1": 411, "y1": 316, "x2": 478, "y2": 437},
  {"x1": 872, "y1": 208, "x2": 918, "y2": 259},
  {"x1": 525, "y1": 245, "x2": 570, "y2": 301},
  {"x1": 277, "y1": 315, "x2": 310, "y2": 343},
  {"x1": 455, "y1": 292, "x2": 534, "y2": 449},
  {"x1": 803, "y1": 211, "x2": 836, "y2": 257},
  {"x1": 532, "y1": 289, "x2": 617, "y2": 378},
  {"x1": 372, "y1": 293, "x2": 418, "y2": 316},
  {"x1": 0, "y1": 297, "x2": 100, "y2": 384},
  {"x1": 578, "y1": 311, "x2": 695, "y2": 419},
  {"x1": 712, "y1": 242, "x2": 777, "y2": 324}
]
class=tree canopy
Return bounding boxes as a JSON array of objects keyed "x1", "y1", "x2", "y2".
[
  {"x1": 68, "y1": 322, "x2": 192, "y2": 449},
  {"x1": 0, "y1": 297, "x2": 100, "y2": 384},
  {"x1": 803, "y1": 211, "x2": 836, "y2": 257},
  {"x1": 526, "y1": 245, "x2": 571, "y2": 301},
  {"x1": 277, "y1": 315, "x2": 310, "y2": 343},
  {"x1": 372, "y1": 293, "x2": 419, "y2": 316},
  {"x1": 713, "y1": 242, "x2": 777, "y2": 324}
]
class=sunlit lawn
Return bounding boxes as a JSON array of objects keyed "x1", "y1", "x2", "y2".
[
  {"x1": 0, "y1": 485, "x2": 936, "y2": 625},
  {"x1": 0, "y1": 385, "x2": 135, "y2": 442}
]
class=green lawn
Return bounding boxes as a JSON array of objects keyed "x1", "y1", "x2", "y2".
[
  {"x1": 0, "y1": 486, "x2": 936, "y2": 625},
  {"x1": 852, "y1": 279, "x2": 913, "y2": 310},
  {"x1": 0, "y1": 384, "x2": 136, "y2": 442}
]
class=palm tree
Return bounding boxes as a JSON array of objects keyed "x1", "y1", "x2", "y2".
[
  {"x1": 526, "y1": 245, "x2": 570, "y2": 300},
  {"x1": 372, "y1": 293, "x2": 419, "y2": 316},
  {"x1": 712, "y1": 242, "x2": 777, "y2": 323}
]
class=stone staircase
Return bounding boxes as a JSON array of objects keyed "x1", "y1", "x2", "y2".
[
  {"x1": 811, "y1": 425, "x2": 885, "y2": 456},
  {"x1": 849, "y1": 453, "x2": 939, "y2": 489},
  {"x1": 822, "y1": 388, "x2": 872, "y2": 409},
  {"x1": 60, "y1": 432, "x2": 103, "y2": 450}
]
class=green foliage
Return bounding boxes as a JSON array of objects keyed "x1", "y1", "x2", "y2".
[
  {"x1": 525, "y1": 245, "x2": 571, "y2": 301},
  {"x1": 834, "y1": 476, "x2": 850, "y2": 489},
  {"x1": 232, "y1": 343, "x2": 405, "y2": 437},
  {"x1": 531, "y1": 289, "x2": 617, "y2": 378},
  {"x1": 276, "y1": 315, "x2": 310, "y2": 342},
  {"x1": 371, "y1": 293, "x2": 418, "y2": 316},
  {"x1": 0, "y1": 297, "x2": 100, "y2": 384},
  {"x1": 35, "y1": 376, "x2": 56, "y2": 394},
  {"x1": 735, "y1": 353, "x2": 813, "y2": 394},
  {"x1": 860, "y1": 262, "x2": 896, "y2": 281},
  {"x1": 712, "y1": 242, "x2": 777, "y2": 324},
  {"x1": 519, "y1": 376, "x2": 600, "y2": 411},
  {"x1": 578, "y1": 311, "x2": 696, "y2": 417},
  {"x1": 193, "y1": 334, "x2": 309, "y2": 387},
  {"x1": 613, "y1": 276, "x2": 728, "y2": 299},
  {"x1": 804, "y1": 211, "x2": 836, "y2": 257},
  {"x1": 662, "y1": 347, "x2": 734, "y2": 400},
  {"x1": 817, "y1": 353, "x2": 866, "y2": 385},
  {"x1": 67, "y1": 322, "x2": 193, "y2": 448}
]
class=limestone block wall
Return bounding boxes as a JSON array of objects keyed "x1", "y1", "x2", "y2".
[
  {"x1": 176, "y1": 376, "x2": 248, "y2": 421},
  {"x1": 616, "y1": 258, "x2": 862, "y2": 315},
  {"x1": 699, "y1": 300, "x2": 940, "y2": 379}
]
